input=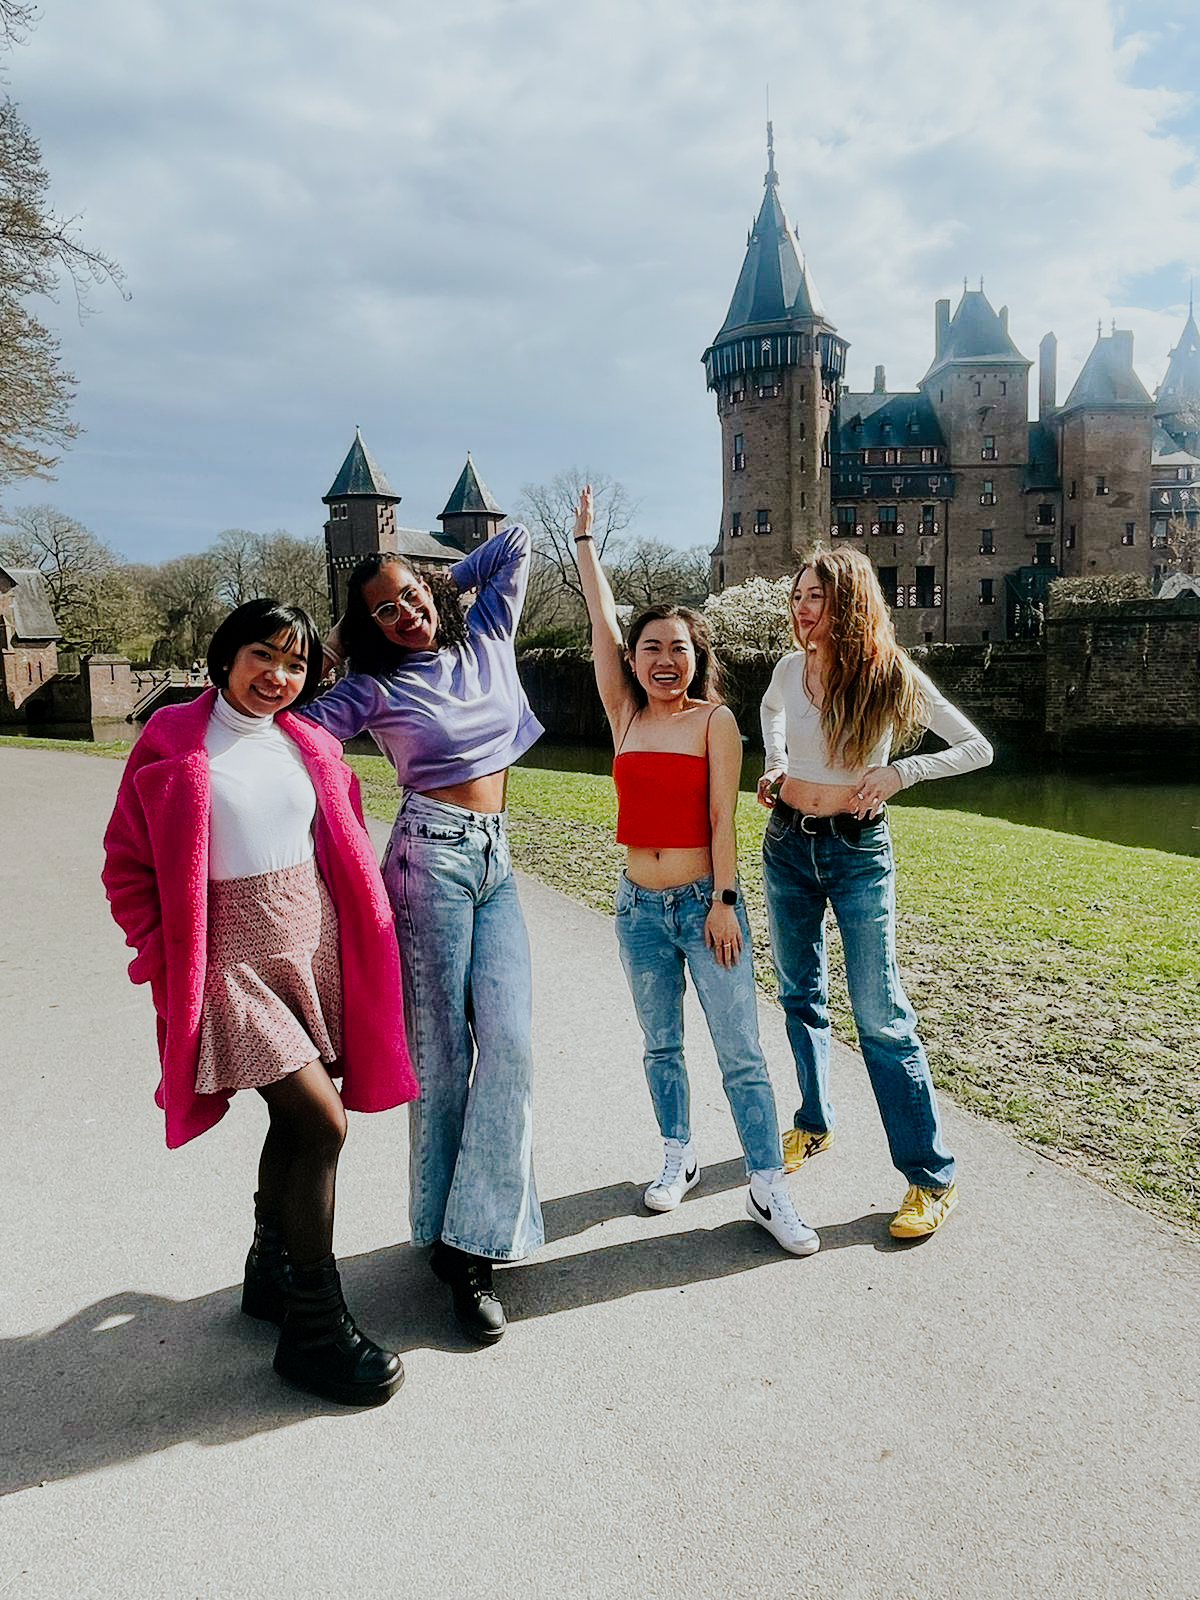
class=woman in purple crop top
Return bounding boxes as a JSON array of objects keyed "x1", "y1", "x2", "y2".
[
  {"x1": 574, "y1": 487, "x2": 818, "y2": 1258},
  {"x1": 758, "y1": 546, "x2": 992, "y2": 1241},
  {"x1": 303, "y1": 524, "x2": 545, "y2": 1344}
]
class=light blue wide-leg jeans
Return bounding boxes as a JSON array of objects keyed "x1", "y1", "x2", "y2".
[
  {"x1": 614, "y1": 873, "x2": 783, "y2": 1176},
  {"x1": 762, "y1": 811, "x2": 955, "y2": 1190},
  {"x1": 383, "y1": 792, "x2": 544, "y2": 1261}
]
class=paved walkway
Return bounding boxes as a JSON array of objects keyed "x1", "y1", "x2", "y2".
[{"x1": 1, "y1": 745, "x2": 1197, "y2": 1600}]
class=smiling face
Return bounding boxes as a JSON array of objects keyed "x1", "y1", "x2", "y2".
[
  {"x1": 629, "y1": 616, "x2": 697, "y2": 702},
  {"x1": 223, "y1": 629, "x2": 309, "y2": 718},
  {"x1": 362, "y1": 563, "x2": 440, "y2": 653},
  {"x1": 791, "y1": 567, "x2": 829, "y2": 650}
]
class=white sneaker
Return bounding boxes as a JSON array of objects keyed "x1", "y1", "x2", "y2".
[
  {"x1": 644, "y1": 1139, "x2": 701, "y2": 1212},
  {"x1": 746, "y1": 1170, "x2": 820, "y2": 1256}
]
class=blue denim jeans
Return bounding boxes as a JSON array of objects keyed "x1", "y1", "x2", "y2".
[
  {"x1": 761, "y1": 811, "x2": 955, "y2": 1190},
  {"x1": 614, "y1": 873, "x2": 783, "y2": 1175},
  {"x1": 382, "y1": 792, "x2": 544, "y2": 1261}
]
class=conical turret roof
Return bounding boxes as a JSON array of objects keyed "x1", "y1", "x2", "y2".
[
  {"x1": 1157, "y1": 304, "x2": 1200, "y2": 414},
  {"x1": 440, "y1": 453, "x2": 503, "y2": 519},
  {"x1": 712, "y1": 125, "x2": 829, "y2": 341},
  {"x1": 921, "y1": 288, "x2": 1028, "y2": 382},
  {"x1": 323, "y1": 429, "x2": 397, "y2": 501}
]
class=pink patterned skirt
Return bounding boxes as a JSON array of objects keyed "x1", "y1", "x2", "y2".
[{"x1": 195, "y1": 856, "x2": 343, "y2": 1094}]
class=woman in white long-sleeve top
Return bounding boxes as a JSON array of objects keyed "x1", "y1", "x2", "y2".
[{"x1": 757, "y1": 547, "x2": 993, "y2": 1239}]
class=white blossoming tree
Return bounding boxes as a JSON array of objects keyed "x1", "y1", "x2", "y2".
[{"x1": 702, "y1": 575, "x2": 794, "y2": 660}]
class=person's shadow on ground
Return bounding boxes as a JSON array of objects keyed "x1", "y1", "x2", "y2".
[{"x1": 2, "y1": 1162, "x2": 894, "y2": 1498}]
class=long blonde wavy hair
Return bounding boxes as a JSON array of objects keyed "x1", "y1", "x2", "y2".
[{"x1": 791, "y1": 547, "x2": 928, "y2": 769}]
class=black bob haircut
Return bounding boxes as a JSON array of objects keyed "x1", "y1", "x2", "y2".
[{"x1": 206, "y1": 599, "x2": 325, "y2": 708}]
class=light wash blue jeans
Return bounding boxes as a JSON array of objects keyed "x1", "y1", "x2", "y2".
[
  {"x1": 761, "y1": 810, "x2": 955, "y2": 1190},
  {"x1": 383, "y1": 792, "x2": 544, "y2": 1261},
  {"x1": 614, "y1": 873, "x2": 783, "y2": 1175}
]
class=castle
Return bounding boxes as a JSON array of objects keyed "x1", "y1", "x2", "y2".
[{"x1": 704, "y1": 128, "x2": 1200, "y2": 645}]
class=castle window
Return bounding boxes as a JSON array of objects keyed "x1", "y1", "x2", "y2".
[
  {"x1": 1035, "y1": 542, "x2": 1053, "y2": 567},
  {"x1": 883, "y1": 449, "x2": 898, "y2": 464},
  {"x1": 1000, "y1": 381, "x2": 1007, "y2": 396},
  {"x1": 729, "y1": 378, "x2": 745, "y2": 403},
  {"x1": 730, "y1": 513, "x2": 742, "y2": 538},
  {"x1": 1036, "y1": 503, "x2": 1055, "y2": 526},
  {"x1": 980, "y1": 528, "x2": 994, "y2": 554},
  {"x1": 1095, "y1": 476, "x2": 1108, "y2": 496},
  {"x1": 973, "y1": 381, "x2": 982, "y2": 397},
  {"x1": 980, "y1": 481, "x2": 996, "y2": 505},
  {"x1": 1068, "y1": 480, "x2": 1077, "y2": 499},
  {"x1": 757, "y1": 370, "x2": 780, "y2": 398},
  {"x1": 920, "y1": 448, "x2": 934, "y2": 464},
  {"x1": 754, "y1": 509, "x2": 771, "y2": 535},
  {"x1": 915, "y1": 566, "x2": 938, "y2": 607},
  {"x1": 732, "y1": 434, "x2": 745, "y2": 471},
  {"x1": 1066, "y1": 524, "x2": 1076, "y2": 548},
  {"x1": 981, "y1": 436, "x2": 997, "y2": 461},
  {"x1": 1178, "y1": 466, "x2": 1192, "y2": 482},
  {"x1": 1122, "y1": 523, "x2": 1135, "y2": 545},
  {"x1": 1152, "y1": 519, "x2": 1168, "y2": 545},
  {"x1": 877, "y1": 566, "x2": 899, "y2": 606},
  {"x1": 979, "y1": 578, "x2": 995, "y2": 605},
  {"x1": 835, "y1": 506, "x2": 858, "y2": 537},
  {"x1": 875, "y1": 505, "x2": 898, "y2": 535},
  {"x1": 920, "y1": 505, "x2": 937, "y2": 535}
]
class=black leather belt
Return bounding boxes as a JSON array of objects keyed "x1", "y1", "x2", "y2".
[{"x1": 773, "y1": 798, "x2": 878, "y2": 842}]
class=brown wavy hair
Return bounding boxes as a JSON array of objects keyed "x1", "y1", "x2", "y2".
[
  {"x1": 790, "y1": 547, "x2": 928, "y2": 768},
  {"x1": 623, "y1": 604, "x2": 724, "y2": 710}
]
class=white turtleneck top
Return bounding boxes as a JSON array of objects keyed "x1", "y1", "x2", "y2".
[{"x1": 203, "y1": 694, "x2": 317, "y2": 881}]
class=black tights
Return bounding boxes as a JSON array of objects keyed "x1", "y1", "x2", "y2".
[{"x1": 255, "y1": 1062, "x2": 347, "y2": 1270}]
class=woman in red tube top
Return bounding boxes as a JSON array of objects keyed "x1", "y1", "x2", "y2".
[{"x1": 573, "y1": 487, "x2": 817, "y2": 1257}]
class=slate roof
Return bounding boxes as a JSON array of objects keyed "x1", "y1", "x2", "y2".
[
  {"x1": 1156, "y1": 308, "x2": 1200, "y2": 412},
  {"x1": 921, "y1": 289, "x2": 1028, "y2": 382},
  {"x1": 394, "y1": 528, "x2": 465, "y2": 565},
  {"x1": 1152, "y1": 421, "x2": 1200, "y2": 468},
  {"x1": 1061, "y1": 329, "x2": 1153, "y2": 413},
  {"x1": 835, "y1": 390, "x2": 945, "y2": 450},
  {"x1": 712, "y1": 127, "x2": 829, "y2": 341},
  {"x1": 324, "y1": 430, "x2": 398, "y2": 501},
  {"x1": 440, "y1": 454, "x2": 503, "y2": 519},
  {"x1": 0, "y1": 564, "x2": 61, "y2": 640}
]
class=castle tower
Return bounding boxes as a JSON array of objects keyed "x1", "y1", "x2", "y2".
[
  {"x1": 439, "y1": 453, "x2": 505, "y2": 553},
  {"x1": 1057, "y1": 328, "x2": 1154, "y2": 580},
  {"x1": 703, "y1": 126, "x2": 848, "y2": 590},
  {"x1": 1156, "y1": 298, "x2": 1200, "y2": 458},
  {"x1": 322, "y1": 429, "x2": 401, "y2": 620}
]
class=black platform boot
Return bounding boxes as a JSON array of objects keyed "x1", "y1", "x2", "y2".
[
  {"x1": 273, "y1": 1255, "x2": 404, "y2": 1406},
  {"x1": 430, "y1": 1241, "x2": 506, "y2": 1344},
  {"x1": 241, "y1": 1196, "x2": 292, "y2": 1326}
]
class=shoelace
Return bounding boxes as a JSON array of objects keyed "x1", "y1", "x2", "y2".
[
  {"x1": 654, "y1": 1150, "x2": 685, "y2": 1189},
  {"x1": 766, "y1": 1182, "x2": 808, "y2": 1235}
]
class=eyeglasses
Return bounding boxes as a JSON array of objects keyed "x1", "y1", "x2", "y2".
[{"x1": 369, "y1": 584, "x2": 426, "y2": 625}]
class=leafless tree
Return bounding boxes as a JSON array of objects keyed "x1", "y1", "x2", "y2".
[
  {"x1": 144, "y1": 553, "x2": 222, "y2": 666},
  {"x1": 516, "y1": 469, "x2": 636, "y2": 608},
  {"x1": 0, "y1": 502, "x2": 151, "y2": 647}
]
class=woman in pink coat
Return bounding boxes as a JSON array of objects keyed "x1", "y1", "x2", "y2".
[{"x1": 103, "y1": 599, "x2": 418, "y2": 1407}]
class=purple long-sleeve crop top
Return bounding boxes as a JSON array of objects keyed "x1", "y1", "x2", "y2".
[{"x1": 302, "y1": 523, "x2": 544, "y2": 792}]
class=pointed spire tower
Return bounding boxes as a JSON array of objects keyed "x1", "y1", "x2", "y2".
[
  {"x1": 438, "y1": 452, "x2": 505, "y2": 553},
  {"x1": 703, "y1": 126, "x2": 848, "y2": 589},
  {"x1": 321, "y1": 428, "x2": 402, "y2": 619},
  {"x1": 1156, "y1": 294, "x2": 1200, "y2": 457}
]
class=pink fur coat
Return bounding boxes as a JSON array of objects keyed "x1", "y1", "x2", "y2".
[{"x1": 102, "y1": 690, "x2": 418, "y2": 1148}]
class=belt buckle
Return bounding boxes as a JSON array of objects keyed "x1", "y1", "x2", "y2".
[{"x1": 799, "y1": 813, "x2": 817, "y2": 836}]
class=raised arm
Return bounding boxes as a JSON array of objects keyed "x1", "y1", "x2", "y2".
[{"x1": 572, "y1": 486, "x2": 635, "y2": 739}]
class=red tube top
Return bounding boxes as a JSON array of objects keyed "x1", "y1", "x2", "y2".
[{"x1": 613, "y1": 751, "x2": 711, "y2": 848}]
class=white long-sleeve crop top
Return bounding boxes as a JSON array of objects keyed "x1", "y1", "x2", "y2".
[{"x1": 760, "y1": 652, "x2": 993, "y2": 789}]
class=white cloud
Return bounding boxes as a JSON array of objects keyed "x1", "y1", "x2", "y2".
[{"x1": 4, "y1": 0, "x2": 1199, "y2": 560}]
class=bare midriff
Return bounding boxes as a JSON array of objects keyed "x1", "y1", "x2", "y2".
[
  {"x1": 777, "y1": 777, "x2": 860, "y2": 817},
  {"x1": 424, "y1": 769, "x2": 509, "y2": 814},
  {"x1": 626, "y1": 844, "x2": 714, "y2": 893}
]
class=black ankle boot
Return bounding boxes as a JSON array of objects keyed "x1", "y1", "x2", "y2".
[
  {"x1": 430, "y1": 1242, "x2": 506, "y2": 1345},
  {"x1": 241, "y1": 1198, "x2": 292, "y2": 1326},
  {"x1": 273, "y1": 1255, "x2": 404, "y2": 1406}
]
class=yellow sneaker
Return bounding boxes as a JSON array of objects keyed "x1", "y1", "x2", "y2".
[
  {"x1": 889, "y1": 1183, "x2": 959, "y2": 1238},
  {"x1": 781, "y1": 1127, "x2": 836, "y2": 1174}
]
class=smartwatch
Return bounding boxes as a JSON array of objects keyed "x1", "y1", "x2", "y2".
[{"x1": 715, "y1": 888, "x2": 737, "y2": 906}]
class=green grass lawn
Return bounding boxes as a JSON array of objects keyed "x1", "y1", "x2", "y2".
[{"x1": 10, "y1": 732, "x2": 1198, "y2": 1238}]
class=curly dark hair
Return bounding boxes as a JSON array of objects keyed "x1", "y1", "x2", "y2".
[
  {"x1": 623, "y1": 603, "x2": 724, "y2": 710},
  {"x1": 340, "y1": 554, "x2": 469, "y2": 676},
  {"x1": 206, "y1": 598, "x2": 325, "y2": 707}
]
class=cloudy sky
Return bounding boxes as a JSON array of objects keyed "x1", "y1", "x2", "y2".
[{"x1": 7, "y1": 0, "x2": 1200, "y2": 566}]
